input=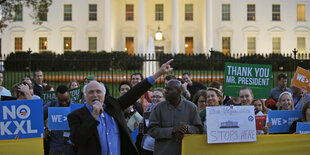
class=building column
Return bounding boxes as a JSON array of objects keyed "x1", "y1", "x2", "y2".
[
  {"x1": 172, "y1": 0, "x2": 179, "y2": 55},
  {"x1": 138, "y1": 0, "x2": 146, "y2": 54},
  {"x1": 103, "y1": 0, "x2": 111, "y2": 52},
  {"x1": 206, "y1": 0, "x2": 213, "y2": 54}
]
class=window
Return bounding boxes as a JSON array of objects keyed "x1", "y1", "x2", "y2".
[
  {"x1": 126, "y1": 4, "x2": 134, "y2": 21},
  {"x1": 222, "y1": 37, "x2": 230, "y2": 56},
  {"x1": 15, "y1": 37, "x2": 22, "y2": 52},
  {"x1": 64, "y1": 37, "x2": 72, "y2": 51},
  {"x1": 64, "y1": 4, "x2": 72, "y2": 21},
  {"x1": 38, "y1": 3, "x2": 48, "y2": 21},
  {"x1": 272, "y1": 37, "x2": 281, "y2": 54},
  {"x1": 247, "y1": 37, "x2": 256, "y2": 54},
  {"x1": 185, "y1": 4, "x2": 193, "y2": 21},
  {"x1": 185, "y1": 37, "x2": 194, "y2": 55},
  {"x1": 247, "y1": 4, "x2": 255, "y2": 21},
  {"x1": 89, "y1": 4, "x2": 97, "y2": 21},
  {"x1": 222, "y1": 4, "x2": 230, "y2": 21},
  {"x1": 125, "y1": 37, "x2": 134, "y2": 55},
  {"x1": 155, "y1": 4, "x2": 164, "y2": 21},
  {"x1": 272, "y1": 4, "x2": 280, "y2": 21},
  {"x1": 89, "y1": 37, "x2": 97, "y2": 53},
  {"x1": 297, "y1": 4, "x2": 306, "y2": 21},
  {"x1": 155, "y1": 46, "x2": 164, "y2": 53},
  {"x1": 297, "y1": 37, "x2": 306, "y2": 54},
  {"x1": 39, "y1": 37, "x2": 47, "y2": 52},
  {"x1": 14, "y1": 4, "x2": 23, "y2": 21}
]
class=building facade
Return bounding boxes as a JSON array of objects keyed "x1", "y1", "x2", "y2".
[{"x1": 1, "y1": 0, "x2": 310, "y2": 56}]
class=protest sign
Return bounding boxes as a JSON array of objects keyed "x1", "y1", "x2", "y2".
[
  {"x1": 41, "y1": 87, "x2": 82, "y2": 105},
  {"x1": 224, "y1": 62, "x2": 272, "y2": 98},
  {"x1": 48, "y1": 107, "x2": 71, "y2": 130},
  {"x1": 41, "y1": 91, "x2": 57, "y2": 105},
  {"x1": 255, "y1": 115, "x2": 267, "y2": 131},
  {"x1": 70, "y1": 103, "x2": 84, "y2": 112},
  {"x1": 69, "y1": 86, "x2": 82, "y2": 103},
  {"x1": 291, "y1": 67, "x2": 310, "y2": 93},
  {"x1": 127, "y1": 112, "x2": 143, "y2": 132},
  {"x1": 0, "y1": 99, "x2": 44, "y2": 140},
  {"x1": 296, "y1": 122, "x2": 310, "y2": 134},
  {"x1": 268, "y1": 110, "x2": 302, "y2": 133},
  {"x1": 206, "y1": 106, "x2": 256, "y2": 144}
]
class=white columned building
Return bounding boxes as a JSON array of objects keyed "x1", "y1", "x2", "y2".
[
  {"x1": 171, "y1": 0, "x2": 179, "y2": 55},
  {"x1": 103, "y1": 0, "x2": 111, "y2": 52},
  {"x1": 138, "y1": 0, "x2": 146, "y2": 54}
]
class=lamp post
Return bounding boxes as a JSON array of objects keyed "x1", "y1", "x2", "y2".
[
  {"x1": 155, "y1": 27, "x2": 163, "y2": 41},
  {"x1": 27, "y1": 48, "x2": 32, "y2": 77},
  {"x1": 292, "y1": 48, "x2": 298, "y2": 70}
]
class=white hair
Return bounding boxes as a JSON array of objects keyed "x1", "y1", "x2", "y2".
[{"x1": 83, "y1": 81, "x2": 106, "y2": 97}]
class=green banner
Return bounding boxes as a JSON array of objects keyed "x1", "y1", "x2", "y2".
[
  {"x1": 224, "y1": 62, "x2": 272, "y2": 99},
  {"x1": 40, "y1": 86, "x2": 82, "y2": 104}
]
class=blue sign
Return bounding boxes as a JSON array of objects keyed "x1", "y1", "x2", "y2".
[
  {"x1": 269, "y1": 110, "x2": 302, "y2": 133},
  {"x1": 296, "y1": 122, "x2": 310, "y2": 134},
  {"x1": 130, "y1": 127, "x2": 139, "y2": 143},
  {"x1": 0, "y1": 99, "x2": 44, "y2": 140},
  {"x1": 70, "y1": 103, "x2": 84, "y2": 112},
  {"x1": 48, "y1": 107, "x2": 71, "y2": 130}
]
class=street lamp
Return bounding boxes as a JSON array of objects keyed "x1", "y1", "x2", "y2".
[
  {"x1": 27, "y1": 48, "x2": 32, "y2": 77},
  {"x1": 155, "y1": 26, "x2": 163, "y2": 41},
  {"x1": 292, "y1": 48, "x2": 298, "y2": 70}
]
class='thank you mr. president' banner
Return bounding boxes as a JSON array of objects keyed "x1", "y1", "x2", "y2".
[
  {"x1": 0, "y1": 99, "x2": 44, "y2": 140},
  {"x1": 224, "y1": 62, "x2": 272, "y2": 98}
]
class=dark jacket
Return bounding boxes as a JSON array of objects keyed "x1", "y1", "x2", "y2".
[
  {"x1": 68, "y1": 79, "x2": 152, "y2": 155},
  {"x1": 33, "y1": 83, "x2": 43, "y2": 97}
]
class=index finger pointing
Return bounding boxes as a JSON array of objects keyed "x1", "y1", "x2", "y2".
[{"x1": 164, "y1": 59, "x2": 174, "y2": 65}]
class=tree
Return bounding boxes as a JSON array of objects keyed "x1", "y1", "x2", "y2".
[{"x1": 0, "y1": 0, "x2": 52, "y2": 32}]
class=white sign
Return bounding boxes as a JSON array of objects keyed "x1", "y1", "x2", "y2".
[{"x1": 206, "y1": 106, "x2": 256, "y2": 144}]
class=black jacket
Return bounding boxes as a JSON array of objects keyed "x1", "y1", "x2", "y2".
[{"x1": 68, "y1": 79, "x2": 152, "y2": 155}]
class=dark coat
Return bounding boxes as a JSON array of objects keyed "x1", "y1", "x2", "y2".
[{"x1": 68, "y1": 79, "x2": 152, "y2": 155}]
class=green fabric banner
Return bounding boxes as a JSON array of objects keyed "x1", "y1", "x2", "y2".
[{"x1": 224, "y1": 62, "x2": 272, "y2": 99}]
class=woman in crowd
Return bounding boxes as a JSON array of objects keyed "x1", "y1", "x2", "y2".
[
  {"x1": 69, "y1": 80, "x2": 79, "y2": 89},
  {"x1": 277, "y1": 91, "x2": 294, "y2": 110},
  {"x1": 199, "y1": 87, "x2": 223, "y2": 133},
  {"x1": 192, "y1": 89, "x2": 208, "y2": 111},
  {"x1": 252, "y1": 99, "x2": 269, "y2": 114},
  {"x1": 289, "y1": 101, "x2": 310, "y2": 133},
  {"x1": 141, "y1": 88, "x2": 165, "y2": 155}
]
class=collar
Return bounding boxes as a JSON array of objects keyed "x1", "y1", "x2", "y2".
[{"x1": 167, "y1": 99, "x2": 184, "y2": 111}]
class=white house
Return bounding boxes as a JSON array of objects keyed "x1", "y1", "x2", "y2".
[{"x1": 1, "y1": 0, "x2": 309, "y2": 56}]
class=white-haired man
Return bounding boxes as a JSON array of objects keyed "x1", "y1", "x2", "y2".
[{"x1": 68, "y1": 59, "x2": 173, "y2": 155}]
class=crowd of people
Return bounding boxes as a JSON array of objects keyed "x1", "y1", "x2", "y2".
[{"x1": 0, "y1": 60, "x2": 309, "y2": 155}]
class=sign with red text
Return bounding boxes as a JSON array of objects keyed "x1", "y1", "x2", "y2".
[
  {"x1": 291, "y1": 67, "x2": 310, "y2": 93},
  {"x1": 206, "y1": 106, "x2": 256, "y2": 144},
  {"x1": 255, "y1": 115, "x2": 267, "y2": 131}
]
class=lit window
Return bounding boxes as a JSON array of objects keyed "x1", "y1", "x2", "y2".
[
  {"x1": 185, "y1": 4, "x2": 193, "y2": 21},
  {"x1": 247, "y1": 37, "x2": 256, "y2": 54},
  {"x1": 15, "y1": 37, "x2": 23, "y2": 52},
  {"x1": 222, "y1": 4, "x2": 230, "y2": 21},
  {"x1": 155, "y1": 4, "x2": 164, "y2": 21},
  {"x1": 222, "y1": 37, "x2": 230, "y2": 56},
  {"x1": 14, "y1": 4, "x2": 23, "y2": 21},
  {"x1": 64, "y1": 37, "x2": 72, "y2": 51},
  {"x1": 297, "y1": 4, "x2": 305, "y2": 21},
  {"x1": 38, "y1": 3, "x2": 48, "y2": 21},
  {"x1": 125, "y1": 37, "x2": 134, "y2": 55},
  {"x1": 64, "y1": 4, "x2": 72, "y2": 21},
  {"x1": 185, "y1": 37, "x2": 194, "y2": 55},
  {"x1": 89, "y1": 37, "x2": 97, "y2": 53},
  {"x1": 272, "y1": 4, "x2": 280, "y2": 21},
  {"x1": 89, "y1": 4, "x2": 97, "y2": 21},
  {"x1": 297, "y1": 37, "x2": 305, "y2": 54},
  {"x1": 272, "y1": 37, "x2": 281, "y2": 54},
  {"x1": 39, "y1": 37, "x2": 47, "y2": 52},
  {"x1": 247, "y1": 4, "x2": 255, "y2": 21},
  {"x1": 126, "y1": 4, "x2": 134, "y2": 21}
]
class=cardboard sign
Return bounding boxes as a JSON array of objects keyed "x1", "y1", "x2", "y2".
[
  {"x1": 206, "y1": 106, "x2": 256, "y2": 144},
  {"x1": 296, "y1": 122, "x2": 310, "y2": 134},
  {"x1": 268, "y1": 110, "x2": 302, "y2": 133},
  {"x1": 48, "y1": 107, "x2": 71, "y2": 130},
  {"x1": 41, "y1": 86, "x2": 82, "y2": 105},
  {"x1": 255, "y1": 115, "x2": 267, "y2": 131},
  {"x1": 127, "y1": 112, "x2": 143, "y2": 132},
  {"x1": 224, "y1": 62, "x2": 272, "y2": 98},
  {"x1": 291, "y1": 67, "x2": 310, "y2": 93},
  {"x1": 0, "y1": 99, "x2": 44, "y2": 140}
]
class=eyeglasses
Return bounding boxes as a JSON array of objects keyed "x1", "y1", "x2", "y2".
[{"x1": 151, "y1": 95, "x2": 163, "y2": 99}]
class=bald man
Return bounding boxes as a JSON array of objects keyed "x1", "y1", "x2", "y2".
[
  {"x1": 148, "y1": 80, "x2": 203, "y2": 155},
  {"x1": 68, "y1": 59, "x2": 173, "y2": 155}
]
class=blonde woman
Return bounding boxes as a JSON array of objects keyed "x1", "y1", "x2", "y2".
[{"x1": 277, "y1": 91, "x2": 294, "y2": 110}]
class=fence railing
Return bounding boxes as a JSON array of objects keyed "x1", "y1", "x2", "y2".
[{"x1": 1, "y1": 51, "x2": 309, "y2": 97}]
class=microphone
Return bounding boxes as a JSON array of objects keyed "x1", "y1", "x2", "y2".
[{"x1": 93, "y1": 100, "x2": 102, "y2": 114}]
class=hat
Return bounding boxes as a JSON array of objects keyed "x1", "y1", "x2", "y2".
[{"x1": 85, "y1": 74, "x2": 95, "y2": 81}]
